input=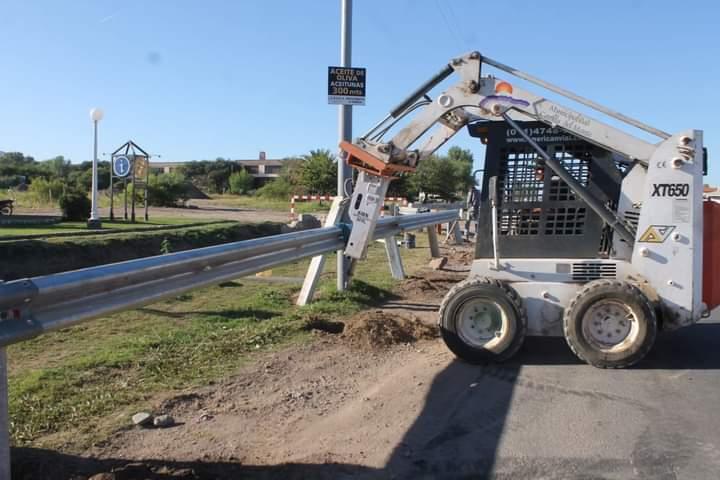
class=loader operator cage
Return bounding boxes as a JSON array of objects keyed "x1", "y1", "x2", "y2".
[{"x1": 470, "y1": 121, "x2": 625, "y2": 260}]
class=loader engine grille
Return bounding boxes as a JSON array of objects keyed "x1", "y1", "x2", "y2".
[
  {"x1": 571, "y1": 262, "x2": 617, "y2": 281},
  {"x1": 623, "y1": 210, "x2": 640, "y2": 230}
]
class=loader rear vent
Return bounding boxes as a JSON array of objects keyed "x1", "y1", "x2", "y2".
[
  {"x1": 623, "y1": 210, "x2": 640, "y2": 230},
  {"x1": 571, "y1": 263, "x2": 617, "y2": 281}
]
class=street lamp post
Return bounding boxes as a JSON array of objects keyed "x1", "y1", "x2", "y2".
[{"x1": 88, "y1": 108, "x2": 104, "y2": 229}]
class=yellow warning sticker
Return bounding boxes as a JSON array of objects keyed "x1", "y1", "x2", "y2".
[{"x1": 638, "y1": 225, "x2": 675, "y2": 243}]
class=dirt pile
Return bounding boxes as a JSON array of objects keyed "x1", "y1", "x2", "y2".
[
  {"x1": 447, "y1": 246, "x2": 475, "y2": 264},
  {"x1": 343, "y1": 310, "x2": 438, "y2": 349}
]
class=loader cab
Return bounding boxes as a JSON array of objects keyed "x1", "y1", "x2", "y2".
[{"x1": 468, "y1": 120, "x2": 624, "y2": 260}]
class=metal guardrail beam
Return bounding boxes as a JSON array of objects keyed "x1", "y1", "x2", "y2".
[{"x1": 0, "y1": 210, "x2": 459, "y2": 348}]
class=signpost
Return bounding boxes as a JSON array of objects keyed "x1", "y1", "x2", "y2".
[
  {"x1": 330, "y1": 0, "x2": 363, "y2": 291},
  {"x1": 109, "y1": 141, "x2": 151, "y2": 222},
  {"x1": 328, "y1": 66, "x2": 366, "y2": 105}
]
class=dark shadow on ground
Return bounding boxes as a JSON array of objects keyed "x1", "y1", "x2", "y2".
[
  {"x1": 344, "y1": 279, "x2": 402, "y2": 306},
  {"x1": 511, "y1": 321, "x2": 720, "y2": 370},
  {"x1": 381, "y1": 359, "x2": 518, "y2": 478},
  {"x1": 640, "y1": 321, "x2": 720, "y2": 369}
]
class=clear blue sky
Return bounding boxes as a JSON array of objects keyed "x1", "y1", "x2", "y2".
[{"x1": 2, "y1": 1, "x2": 719, "y2": 182}]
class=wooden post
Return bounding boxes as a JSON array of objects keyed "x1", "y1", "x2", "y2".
[
  {"x1": 384, "y1": 237, "x2": 405, "y2": 280},
  {"x1": 428, "y1": 227, "x2": 441, "y2": 258},
  {"x1": 383, "y1": 204, "x2": 404, "y2": 279},
  {"x1": 297, "y1": 197, "x2": 345, "y2": 305}
]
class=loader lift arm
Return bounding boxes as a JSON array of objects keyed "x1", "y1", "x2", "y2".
[{"x1": 342, "y1": 51, "x2": 669, "y2": 259}]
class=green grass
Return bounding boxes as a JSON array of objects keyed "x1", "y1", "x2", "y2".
[
  {"x1": 7, "y1": 235, "x2": 432, "y2": 450},
  {"x1": 0, "y1": 217, "x2": 219, "y2": 238},
  {"x1": 207, "y1": 194, "x2": 331, "y2": 214},
  {"x1": 6, "y1": 191, "x2": 53, "y2": 210},
  {"x1": 9, "y1": 189, "x2": 329, "y2": 215}
]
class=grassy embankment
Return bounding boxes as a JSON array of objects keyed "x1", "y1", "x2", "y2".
[
  {"x1": 202, "y1": 194, "x2": 332, "y2": 215},
  {"x1": 0, "y1": 221, "x2": 284, "y2": 280},
  {"x1": 7, "y1": 230, "x2": 433, "y2": 451}
]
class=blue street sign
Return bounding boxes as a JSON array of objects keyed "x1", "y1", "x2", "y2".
[{"x1": 113, "y1": 155, "x2": 131, "y2": 178}]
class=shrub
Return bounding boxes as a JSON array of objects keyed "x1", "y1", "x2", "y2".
[
  {"x1": 146, "y1": 173, "x2": 191, "y2": 207},
  {"x1": 28, "y1": 177, "x2": 65, "y2": 204},
  {"x1": 229, "y1": 170, "x2": 254, "y2": 195},
  {"x1": 59, "y1": 190, "x2": 91, "y2": 221},
  {"x1": 256, "y1": 177, "x2": 293, "y2": 199}
]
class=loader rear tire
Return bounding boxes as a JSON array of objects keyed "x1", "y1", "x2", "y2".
[
  {"x1": 564, "y1": 280, "x2": 657, "y2": 368},
  {"x1": 439, "y1": 277, "x2": 527, "y2": 364}
]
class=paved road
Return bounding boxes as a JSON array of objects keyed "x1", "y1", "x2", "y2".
[{"x1": 412, "y1": 317, "x2": 720, "y2": 479}]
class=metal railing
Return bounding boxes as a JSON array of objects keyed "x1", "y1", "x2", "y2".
[
  {"x1": 0, "y1": 210, "x2": 457, "y2": 348},
  {"x1": 0, "y1": 209, "x2": 458, "y2": 479}
]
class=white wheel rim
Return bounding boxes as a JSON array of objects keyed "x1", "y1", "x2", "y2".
[
  {"x1": 581, "y1": 299, "x2": 640, "y2": 353},
  {"x1": 457, "y1": 297, "x2": 513, "y2": 353}
]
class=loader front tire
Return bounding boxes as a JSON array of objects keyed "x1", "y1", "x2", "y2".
[
  {"x1": 564, "y1": 280, "x2": 657, "y2": 368},
  {"x1": 439, "y1": 277, "x2": 527, "y2": 364}
]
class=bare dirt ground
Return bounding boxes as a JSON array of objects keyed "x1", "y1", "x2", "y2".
[
  {"x1": 12, "y1": 243, "x2": 720, "y2": 479},
  {"x1": 15, "y1": 199, "x2": 293, "y2": 224}
]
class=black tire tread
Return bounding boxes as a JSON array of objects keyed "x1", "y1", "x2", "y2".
[
  {"x1": 563, "y1": 279, "x2": 656, "y2": 369},
  {"x1": 438, "y1": 276, "x2": 527, "y2": 363}
]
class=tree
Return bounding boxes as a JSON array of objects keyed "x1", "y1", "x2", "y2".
[
  {"x1": 178, "y1": 159, "x2": 234, "y2": 193},
  {"x1": 0, "y1": 152, "x2": 40, "y2": 177},
  {"x1": 43, "y1": 156, "x2": 71, "y2": 178},
  {"x1": 207, "y1": 168, "x2": 230, "y2": 194},
  {"x1": 229, "y1": 169, "x2": 254, "y2": 194},
  {"x1": 299, "y1": 149, "x2": 337, "y2": 195},
  {"x1": 409, "y1": 156, "x2": 460, "y2": 200},
  {"x1": 446, "y1": 147, "x2": 474, "y2": 192},
  {"x1": 280, "y1": 156, "x2": 305, "y2": 188},
  {"x1": 404, "y1": 147, "x2": 476, "y2": 201},
  {"x1": 68, "y1": 164, "x2": 110, "y2": 191}
]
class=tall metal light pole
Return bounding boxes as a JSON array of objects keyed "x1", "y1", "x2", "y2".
[
  {"x1": 337, "y1": 0, "x2": 353, "y2": 290},
  {"x1": 88, "y1": 108, "x2": 104, "y2": 229}
]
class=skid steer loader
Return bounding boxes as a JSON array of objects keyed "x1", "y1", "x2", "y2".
[{"x1": 339, "y1": 51, "x2": 715, "y2": 368}]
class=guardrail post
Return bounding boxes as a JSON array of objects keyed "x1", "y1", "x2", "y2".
[
  {"x1": 452, "y1": 221, "x2": 463, "y2": 244},
  {"x1": 427, "y1": 227, "x2": 441, "y2": 258},
  {"x1": 297, "y1": 197, "x2": 345, "y2": 306},
  {"x1": 383, "y1": 205, "x2": 405, "y2": 280},
  {"x1": 0, "y1": 347, "x2": 10, "y2": 479},
  {"x1": 384, "y1": 237, "x2": 405, "y2": 280}
]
